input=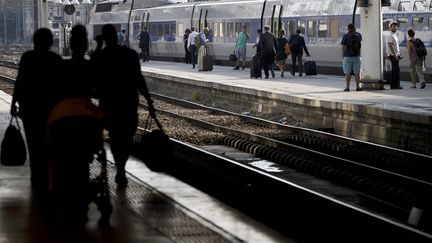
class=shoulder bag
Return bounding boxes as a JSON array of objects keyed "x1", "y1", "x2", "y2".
[{"x1": 1, "y1": 115, "x2": 27, "y2": 166}]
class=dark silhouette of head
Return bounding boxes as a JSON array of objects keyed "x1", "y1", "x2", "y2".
[
  {"x1": 70, "y1": 24, "x2": 88, "y2": 58},
  {"x1": 347, "y1": 23, "x2": 355, "y2": 31},
  {"x1": 191, "y1": 27, "x2": 195, "y2": 32},
  {"x1": 102, "y1": 24, "x2": 118, "y2": 47},
  {"x1": 95, "y1": 35, "x2": 103, "y2": 47},
  {"x1": 296, "y1": 28, "x2": 302, "y2": 34},
  {"x1": 185, "y1": 28, "x2": 190, "y2": 34},
  {"x1": 33, "y1": 28, "x2": 53, "y2": 51}
]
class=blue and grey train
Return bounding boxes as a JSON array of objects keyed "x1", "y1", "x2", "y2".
[{"x1": 87, "y1": 0, "x2": 432, "y2": 78}]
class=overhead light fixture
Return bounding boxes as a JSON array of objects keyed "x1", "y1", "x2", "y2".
[
  {"x1": 54, "y1": 0, "x2": 62, "y2": 4},
  {"x1": 82, "y1": 0, "x2": 92, "y2": 4},
  {"x1": 71, "y1": 0, "x2": 80, "y2": 4},
  {"x1": 62, "y1": 0, "x2": 71, "y2": 5}
]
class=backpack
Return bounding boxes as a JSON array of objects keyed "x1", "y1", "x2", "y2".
[
  {"x1": 413, "y1": 38, "x2": 427, "y2": 59},
  {"x1": 348, "y1": 32, "x2": 361, "y2": 55},
  {"x1": 194, "y1": 33, "x2": 203, "y2": 48},
  {"x1": 289, "y1": 36, "x2": 299, "y2": 51}
]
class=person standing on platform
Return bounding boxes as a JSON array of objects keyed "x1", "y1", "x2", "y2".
[
  {"x1": 48, "y1": 24, "x2": 101, "y2": 224},
  {"x1": 11, "y1": 28, "x2": 64, "y2": 194},
  {"x1": 276, "y1": 29, "x2": 289, "y2": 77},
  {"x1": 407, "y1": 29, "x2": 427, "y2": 89},
  {"x1": 289, "y1": 28, "x2": 310, "y2": 76},
  {"x1": 197, "y1": 27, "x2": 209, "y2": 71},
  {"x1": 386, "y1": 21, "x2": 403, "y2": 89},
  {"x1": 233, "y1": 25, "x2": 249, "y2": 70},
  {"x1": 183, "y1": 28, "x2": 191, "y2": 64},
  {"x1": 341, "y1": 23, "x2": 362, "y2": 92},
  {"x1": 258, "y1": 25, "x2": 277, "y2": 79},
  {"x1": 139, "y1": 27, "x2": 151, "y2": 62},
  {"x1": 187, "y1": 27, "x2": 199, "y2": 69},
  {"x1": 117, "y1": 28, "x2": 127, "y2": 46},
  {"x1": 97, "y1": 24, "x2": 156, "y2": 187}
]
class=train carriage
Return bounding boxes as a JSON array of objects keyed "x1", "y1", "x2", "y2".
[{"x1": 88, "y1": 0, "x2": 432, "y2": 78}]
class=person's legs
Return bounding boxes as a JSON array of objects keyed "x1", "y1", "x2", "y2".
[
  {"x1": 342, "y1": 57, "x2": 351, "y2": 91},
  {"x1": 389, "y1": 56, "x2": 401, "y2": 89},
  {"x1": 415, "y1": 59, "x2": 426, "y2": 88},
  {"x1": 352, "y1": 57, "x2": 362, "y2": 90},
  {"x1": 409, "y1": 62, "x2": 418, "y2": 88},
  {"x1": 190, "y1": 45, "x2": 196, "y2": 68},
  {"x1": 297, "y1": 55, "x2": 303, "y2": 76},
  {"x1": 291, "y1": 54, "x2": 297, "y2": 76}
]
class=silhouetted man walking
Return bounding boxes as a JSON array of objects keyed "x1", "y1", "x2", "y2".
[
  {"x1": 11, "y1": 28, "x2": 64, "y2": 193},
  {"x1": 97, "y1": 24, "x2": 156, "y2": 187}
]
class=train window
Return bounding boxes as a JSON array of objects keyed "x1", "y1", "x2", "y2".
[
  {"x1": 398, "y1": 1, "x2": 410, "y2": 11},
  {"x1": 413, "y1": 1, "x2": 426, "y2": 11},
  {"x1": 219, "y1": 22, "x2": 224, "y2": 37},
  {"x1": 307, "y1": 20, "x2": 316, "y2": 37},
  {"x1": 288, "y1": 20, "x2": 296, "y2": 36},
  {"x1": 429, "y1": 17, "x2": 432, "y2": 27},
  {"x1": 164, "y1": 23, "x2": 170, "y2": 35},
  {"x1": 150, "y1": 24, "x2": 157, "y2": 36},
  {"x1": 157, "y1": 24, "x2": 164, "y2": 36},
  {"x1": 235, "y1": 22, "x2": 242, "y2": 36},
  {"x1": 297, "y1": 20, "x2": 305, "y2": 34},
  {"x1": 330, "y1": 19, "x2": 339, "y2": 38},
  {"x1": 228, "y1": 22, "x2": 234, "y2": 38},
  {"x1": 243, "y1": 22, "x2": 250, "y2": 36},
  {"x1": 430, "y1": 0, "x2": 432, "y2": 10},
  {"x1": 212, "y1": 22, "x2": 218, "y2": 37},
  {"x1": 171, "y1": 23, "x2": 176, "y2": 36},
  {"x1": 397, "y1": 18, "x2": 409, "y2": 29},
  {"x1": 318, "y1": 20, "x2": 328, "y2": 38},
  {"x1": 413, "y1": 17, "x2": 428, "y2": 29},
  {"x1": 178, "y1": 23, "x2": 184, "y2": 37}
]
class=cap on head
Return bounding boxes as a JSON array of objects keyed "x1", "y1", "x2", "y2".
[
  {"x1": 263, "y1": 25, "x2": 270, "y2": 31},
  {"x1": 388, "y1": 20, "x2": 398, "y2": 28}
]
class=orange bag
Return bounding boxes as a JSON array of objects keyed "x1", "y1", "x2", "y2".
[{"x1": 284, "y1": 42, "x2": 291, "y2": 55}]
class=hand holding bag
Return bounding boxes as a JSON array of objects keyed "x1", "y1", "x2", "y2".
[
  {"x1": 229, "y1": 50, "x2": 237, "y2": 62},
  {"x1": 1, "y1": 115, "x2": 27, "y2": 166},
  {"x1": 132, "y1": 114, "x2": 172, "y2": 173}
]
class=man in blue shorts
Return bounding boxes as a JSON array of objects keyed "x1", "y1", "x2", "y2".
[{"x1": 341, "y1": 23, "x2": 362, "y2": 92}]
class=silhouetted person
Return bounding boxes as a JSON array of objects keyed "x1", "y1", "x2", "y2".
[
  {"x1": 11, "y1": 28, "x2": 64, "y2": 194},
  {"x1": 139, "y1": 27, "x2": 150, "y2": 62},
  {"x1": 90, "y1": 34, "x2": 104, "y2": 60},
  {"x1": 97, "y1": 24, "x2": 156, "y2": 187},
  {"x1": 289, "y1": 28, "x2": 310, "y2": 76},
  {"x1": 183, "y1": 28, "x2": 191, "y2": 64},
  {"x1": 48, "y1": 24, "x2": 101, "y2": 224},
  {"x1": 258, "y1": 25, "x2": 277, "y2": 79}
]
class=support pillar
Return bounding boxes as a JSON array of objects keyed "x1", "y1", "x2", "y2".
[
  {"x1": 359, "y1": 2, "x2": 385, "y2": 90},
  {"x1": 37, "y1": 0, "x2": 49, "y2": 28}
]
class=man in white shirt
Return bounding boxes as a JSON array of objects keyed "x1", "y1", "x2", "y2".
[
  {"x1": 187, "y1": 27, "x2": 199, "y2": 69},
  {"x1": 386, "y1": 21, "x2": 403, "y2": 89}
]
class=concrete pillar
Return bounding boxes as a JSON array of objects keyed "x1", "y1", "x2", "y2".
[
  {"x1": 359, "y1": 2, "x2": 384, "y2": 90},
  {"x1": 37, "y1": 0, "x2": 49, "y2": 28}
]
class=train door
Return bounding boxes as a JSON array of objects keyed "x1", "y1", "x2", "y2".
[{"x1": 272, "y1": 5, "x2": 283, "y2": 35}]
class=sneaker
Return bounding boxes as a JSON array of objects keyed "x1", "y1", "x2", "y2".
[
  {"x1": 392, "y1": 86, "x2": 403, "y2": 89},
  {"x1": 233, "y1": 66, "x2": 240, "y2": 70},
  {"x1": 356, "y1": 87, "x2": 363, "y2": 91},
  {"x1": 299, "y1": 74, "x2": 303, "y2": 77},
  {"x1": 411, "y1": 86, "x2": 416, "y2": 89},
  {"x1": 241, "y1": 66, "x2": 245, "y2": 70},
  {"x1": 421, "y1": 83, "x2": 426, "y2": 89},
  {"x1": 343, "y1": 88, "x2": 350, "y2": 92},
  {"x1": 290, "y1": 72, "x2": 295, "y2": 76},
  {"x1": 271, "y1": 71, "x2": 275, "y2": 78}
]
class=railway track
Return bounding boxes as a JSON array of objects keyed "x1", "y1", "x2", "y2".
[{"x1": 137, "y1": 93, "x2": 432, "y2": 235}]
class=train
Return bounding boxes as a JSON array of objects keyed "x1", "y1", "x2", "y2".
[{"x1": 87, "y1": 0, "x2": 432, "y2": 79}]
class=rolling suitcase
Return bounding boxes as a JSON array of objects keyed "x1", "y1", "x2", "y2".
[
  {"x1": 250, "y1": 54, "x2": 262, "y2": 78},
  {"x1": 304, "y1": 57, "x2": 317, "y2": 75},
  {"x1": 200, "y1": 46, "x2": 213, "y2": 71}
]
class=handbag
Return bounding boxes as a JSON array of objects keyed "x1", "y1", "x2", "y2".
[
  {"x1": 132, "y1": 115, "x2": 172, "y2": 173},
  {"x1": 1, "y1": 115, "x2": 27, "y2": 166},
  {"x1": 284, "y1": 42, "x2": 291, "y2": 56},
  {"x1": 229, "y1": 51, "x2": 237, "y2": 62}
]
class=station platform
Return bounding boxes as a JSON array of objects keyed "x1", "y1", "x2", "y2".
[
  {"x1": 140, "y1": 60, "x2": 432, "y2": 155},
  {"x1": 0, "y1": 91, "x2": 291, "y2": 242}
]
